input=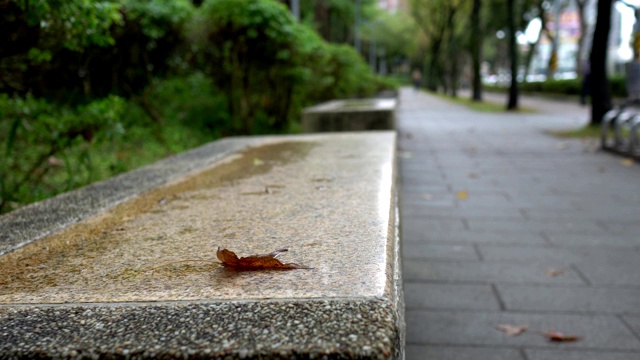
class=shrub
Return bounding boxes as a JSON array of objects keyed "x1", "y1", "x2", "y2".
[
  {"x1": 189, "y1": 0, "x2": 388, "y2": 134},
  {"x1": 0, "y1": 94, "x2": 126, "y2": 213},
  {"x1": 490, "y1": 76, "x2": 627, "y2": 98},
  {"x1": 189, "y1": 0, "x2": 304, "y2": 134}
]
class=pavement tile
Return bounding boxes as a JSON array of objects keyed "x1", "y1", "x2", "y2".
[
  {"x1": 453, "y1": 193, "x2": 515, "y2": 209},
  {"x1": 401, "y1": 206, "x2": 526, "y2": 220},
  {"x1": 498, "y1": 285, "x2": 640, "y2": 314},
  {"x1": 400, "y1": 172, "x2": 446, "y2": 185},
  {"x1": 478, "y1": 245, "x2": 640, "y2": 265},
  {"x1": 506, "y1": 195, "x2": 577, "y2": 210},
  {"x1": 404, "y1": 283, "x2": 500, "y2": 310},
  {"x1": 398, "y1": 89, "x2": 640, "y2": 357},
  {"x1": 467, "y1": 219, "x2": 605, "y2": 233},
  {"x1": 402, "y1": 243, "x2": 479, "y2": 261},
  {"x1": 407, "y1": 345, "x2": 524, "y2": 360},
  {"x1": 403, "y1": 260, "x2": 586, "y2": 285},
  {"x1": 621, "y1": 316, "x2": 640, "y2": 338},
  {"x1": 400, "y1": 184, "x2": 450, "y2": 195},
  {"x1": 525, "y1": 349, "x2": 640, "y2": 360},
  {"x1": 602, "y1": 223, "x2": 640, "y2": 236},
  {"x1": 401, "y1": 230, "x2": 548, "y2": 245},
  {"x1": 406, "y1": 310, "x2": 640, "y2": 350},
  {"x1": 443, "y1": 180, "x2": 508, "y2": 193},
  {"x1": 400, "y1": 195, "x2": 458, "y2": 209},
  {"x1": 577, "y1": 263, "x2": 640, "y2": 286},
  {"x1": 401, "y1": 219, "x2": 467, "y2": 241},
  {"x1": 404, "y1": 202, "x2": 459, "y2": 211},
  {"x1": 522, "y1": 205, "x2": 640, "y2": 222},
  {"x1": 544, "y1": 231, "x2": 640, "y2": 248}
]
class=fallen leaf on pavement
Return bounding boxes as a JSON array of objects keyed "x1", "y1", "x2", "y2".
[
  {"x1": 545, "y1": 268, "x2": 566, "y2": 277},
  {"x1": 496, "y1": 324, "x2": 527, "y2": 336},
  {"x1": 620, "y1": 158, "x2": 634, "y2": 167},
  {"x1": 217, "y1": 247, "x2": 309, "y2": 270},
  {"x1": 456, "y1": 191, "x2": 468, "y2": 200},
  {"x1": 541, "y1": 330, "x2": 581, "y2": 342},
  {"x1": 253, "y1": 157, "x2": 265, "y2": 166}
]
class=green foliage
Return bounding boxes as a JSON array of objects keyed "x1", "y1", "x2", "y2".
[
  {"x1": 20, "y1": 0, "x2": 123, "y2": 53},
  {"x1": 298, "y1": 0, "x2": 377, "y2": 44},
  {"x1": 501, "y1": 76, "x2": 627, "y2": 98},
  {"x1": 549, "y1": 125, "x2": 602, "y2": 138},
  {"x1": 364, "y1": 11, "x2": 418, "y2": 62},
  {"x1": 609, "y1": 75, "x2": 627, "y2": 98},
  {"x1": 409, "y1": 0, "x2": 470, "y2": 92},
  {"x1": 1, "y1": 0, "x2": 195, "y2": 99},
  {"x1": 0, "y1": 73, "x2": 226, "y2": 214},
  {"x1": 145, "y1": 73, "x2": 232, "y2": 138},
  {"x1": 515, "y1": 78, "x2": 580, "y2": 95},
  {"x1": 1, "y1": 0, "x2": 390, "y2": 214},
  {"x1": 190, "y1": 0, "x2": 383, "y2": 135},
  {"x1": 306, "y1": 43, "x2": 377, "y2": 100},
  {"x1": 123, "y1": 0, "x2": 194, "y2": 40},
  {"x1": 189, "y1": 0, "x2": 301, "y2": 133},
  {"x1": 0, "y1": 94, "x2": 126, "y2": 213}
]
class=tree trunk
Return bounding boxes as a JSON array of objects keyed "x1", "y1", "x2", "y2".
[
  {"x1": 445, "y1": 4, "x2": 459, "y2": 97},
  {"x1": 470, "y1": 0, "x2": 482, "y2": 101},
  {"x1": 590, "y1": 0, "x2": 613, "y2": 125},
  {"x1": 575, "y1": 0, "x2": 588, "y2": 77},
  {"x1": 314, "y1": 0, "x2": 330, "y2": 41},
  {"x1": 523, "y1": 40, "x2": 539, "y2": 83},
  {"x1": 507, "y1": 0, "x2": 518, "y2": 110},
  {"x1": 427, "y1": 40, "x2": 443, "y2": 91}
]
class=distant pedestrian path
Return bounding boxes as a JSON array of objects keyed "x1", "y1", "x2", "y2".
[
  {"x1": 458, "y1": 89, "x2": 590, "y2": 127},
  {"x1": 398, "y1": 88, "x2": 640, "y2": 360}
]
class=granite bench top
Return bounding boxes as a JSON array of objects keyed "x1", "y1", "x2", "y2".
[{"x1": 0, "y1": 132, "x2": 403, "y2": 359}]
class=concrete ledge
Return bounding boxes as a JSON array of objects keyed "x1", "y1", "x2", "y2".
[
  {"x1": 0, "y1": 132, "x2": 403, "y2": 359},
  {"x1": 0, "y1": 138, "x2": 256, "y2": 256},
  {"x1": 302, "y1": 99, "x2": 397, "y2": 132}
]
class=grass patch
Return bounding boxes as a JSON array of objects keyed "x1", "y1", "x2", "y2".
[
  {"x1": 429, "y1": 91, "x2": 536, "y2": 113},
  {"x1": 550, "y1": 125, "x2": 602, "y2": 138}
]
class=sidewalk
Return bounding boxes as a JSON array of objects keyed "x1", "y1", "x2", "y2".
[{"x1": 398, "y1": 88, "x2": 640, "y2": 359}]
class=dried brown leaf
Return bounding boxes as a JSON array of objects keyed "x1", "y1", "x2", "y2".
[
  {"x1": 216, "y1": 247, "x2": 309, "y2": 270},
  {"x1": 496, "y1": 324, "x2": 527, "y2": 336},
  {"x1": 541, "y1": 330, "x2": 581, "y2": 342},
  {"x1": 545, "y1": 268, "x2": 566, "y2": 277},
  {"x1": 621, "y1": 158, "x2": 634, "y2": 167}
]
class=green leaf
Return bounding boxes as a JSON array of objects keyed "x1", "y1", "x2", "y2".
[{"x1": 6, "y1": 118, "x2": 22, "y2": 157}]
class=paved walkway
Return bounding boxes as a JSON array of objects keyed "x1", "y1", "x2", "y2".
[{"x1": 398, "y1": 88, "x2": 640, "y2": 360}]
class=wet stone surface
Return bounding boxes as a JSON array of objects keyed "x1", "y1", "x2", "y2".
[{"x1": 0, "y1": 132, "x2": 402, "y2": 359}]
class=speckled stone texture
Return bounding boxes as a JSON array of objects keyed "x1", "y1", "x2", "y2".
[
  {"x1": 302, "y1": 99, "x2": 397, "y2": 132},
  {"x1": 0, "y1": 132, "x2": 403, "y2": 359},
  {"x1": 0, "y1": 138, "x2": 255, "y2": 256}
]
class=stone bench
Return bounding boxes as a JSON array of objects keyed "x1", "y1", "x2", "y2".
[
  {"x1": 302, "y1": 99, "x2": 397, "y2": 132},
  {"x1": 0, "y1": 132, "x2": 404, "y2": 359}
]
